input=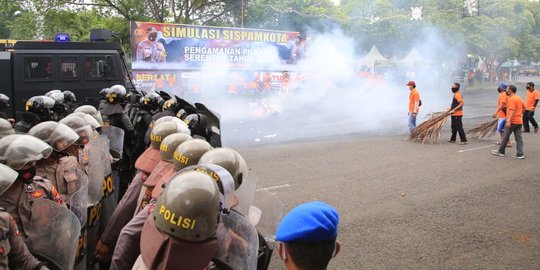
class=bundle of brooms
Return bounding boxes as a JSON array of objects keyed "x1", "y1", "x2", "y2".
[
  {"x1": 409, "y1": 112, "x2": 450, "y2": 144},
  {"x1": 467, "y1": 119, "x2": 498, "y2": 139}
]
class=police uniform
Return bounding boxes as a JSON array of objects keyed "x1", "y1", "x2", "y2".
[
  {"x1": 0, "y1": 177, "x2": 64, "y2": 238},
  {"x1": 130, "y1": 171, "x2": 221, "y2": 270},
  {"x1": 35, "y1": 155, "x2": 81, "y2": 203},
  {"x1": 136, "y1": 40, "x2": 166, "y2": 63},
  {"x1": 97, "y1": 145, "x2": 161, "y2": 264},
  {"x1": 0, "y1": 210, "x2": 45, "y2": 270}
]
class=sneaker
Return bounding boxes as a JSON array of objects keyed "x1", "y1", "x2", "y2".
[
  {"x1": 459, "y1": 142, "x2": 468, "y2": 145},
  {"x1": 448, "y1": 140, "x2": 455, "y2": 143},
  {"x1": 534, "y1": 127, "x2": 538, "y2": 132},
  {"x1": 491, "y1": 150, "x2": 505, "y2": 157},
  {"x1": 511, "y1": 154, "x2": 525, "y2": 159}
]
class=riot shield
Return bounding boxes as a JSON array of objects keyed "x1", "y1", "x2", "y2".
[
  {"x1": 249, "y1": 190, "x2": 284, "y2": 270},
  {"x1": 249, "y1": 190, "x2": 284, "y2": 240},
  {"x1": 194, "y1": 103, "x2": 222, "y2": 147},
  {"x1": 69, "y1": 170, "x2": 89, "y2": 269},
  {"x1": 216, "y1": 210, "x2": 259, "y2": 270},
  {"x1": 26, "y1": 198, "x2": 81, "y2": 270},
  {"x1": 86, "y1": 134, "x2": 109, "y2": 269},
  {"x1": 69, "y1": 170, "x2": 89, "y2": 226},
  {"x1": 232, "y1": 171, "x2": 258, "y2": 216},
  {"x1": 100, "y1": 125, "x2": 125, "y2": 163}
]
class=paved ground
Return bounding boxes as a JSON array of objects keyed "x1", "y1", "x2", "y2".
[
  {"x1": 229, "y1": 78, "x2": 540, "y2": 269},
  {"x1": 241, "y1": 133, "x2": 540, "y2": 270}
]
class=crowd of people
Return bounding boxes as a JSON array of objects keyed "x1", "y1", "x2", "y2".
[
  {"x1": 0, "y1": 86, "x2": 341, "y2": 270},
  {"x1": 407, "y1": 80, "x2": 539, "y2": 159}
]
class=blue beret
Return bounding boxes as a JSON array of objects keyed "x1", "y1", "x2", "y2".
[{"x1": 276, "y1": 201, "x2": 339, "y2": 243}]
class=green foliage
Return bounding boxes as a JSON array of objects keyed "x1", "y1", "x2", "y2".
[{"x1": 0, "y1": 0, "x2": 538, "y2": 64}]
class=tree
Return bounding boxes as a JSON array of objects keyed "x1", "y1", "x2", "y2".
[{"x1": 244, "y1": 0, "x2": 345, "y2": 32}]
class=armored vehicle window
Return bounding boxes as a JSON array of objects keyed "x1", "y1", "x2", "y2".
[
  {"x1": 85, "y1": 56, "x2": 117, "y2": 80},
  {"x1": 23, "y1": 56, "x2": 53, "y2": 81},
  {"x1": 60, "y1": 56, "x2": 79, "y2": 80}
]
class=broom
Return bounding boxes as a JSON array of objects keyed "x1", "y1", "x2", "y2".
[
  {"x1": 409, "y1": 111, "x2": 450, "y2": 144},
  {"x1": 467, "y1": 119, "x2": 498, "y2": 139}
]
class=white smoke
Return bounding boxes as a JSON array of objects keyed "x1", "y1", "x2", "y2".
[{"x1": 185, "y1": 27, "x2": 464, "y2": 145}]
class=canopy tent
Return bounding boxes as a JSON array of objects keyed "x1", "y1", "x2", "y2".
[
  {"x1": 358, "y1": 45, "x2": 389, "y2": 67},
  {"x1": 399, "y1": 48, "x2": 430, "y2": 66},
  {"x1": 500, "y1": 59, "x2": 520, "y2": 68}
]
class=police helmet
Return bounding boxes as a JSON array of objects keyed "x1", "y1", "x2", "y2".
[
  {"x1": 162, "y1": 98, "x2": 177, "y2": 112},
  {"x1": 0, "y1": 135, "x2": 53, "y2": 170},
  {"x1": 0, "y1": 135, "x2": 21, "y2": 163},
  {"x1": 173, "y1": 139, "x2": 212, "y2": 171},
  {"x1": 150, "y1": 121, "x2": 184, "y2": 150},
  {"x1": 142, "y1": 92, "x2": 164, "y2": 111},
  {"x1": 159, "y1": 133, "x2": 192, "y2": 162},
  {"x1": 45, "y1": 90, "x2": 65, "y2": 105},
  {"x1": 151, "y1": 116, "x2": 190, "y2": 135},
  {"x1": 183, "y1": 164, "x2": 236, "y2": 212},
  {"x1": 107, "y1": 85, "x2": 127, "y2": 103},
  {"x1": 25, "y1": 96, "x2": 55, "y2": 114},
  {"x1": 28, "y1": 121, "x2": 79, "y2": 152},
  {"x1": 198, "y1": 148, "x2": 247, "y2": 190},
  {"x1": 0, "y1": 163, "x2": 18, "y2": 196},
  {"x1": 59, "y1": 115, "x2": 92, "y2": 145},
  {"x1": 100, "y1": 88, "x2": 109, "y2": 99},
  {"x1": 0, "y1": 94, "x2": 10, "y2": 109},
  {"x1": 69, "y1": 112, "x2": 101, "y2": 130},
  {"x1": 74, "y1": 105, "x2": 104, "y2": 125},
  {"x1": 153, "y1": 171, "x2": 221, "y2": 241},
  {"x1": 63, "y1": 91, "x2": 77, "y2": 103},
  {"x1": 0, "y1": 119, "x2": 14, "y2": 139}
]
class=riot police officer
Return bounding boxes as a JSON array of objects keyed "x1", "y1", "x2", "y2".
[
  {"x1": 125, "y1": 90, "x2": 143, "y2": 123},
  {"x1": 132, "y1": 92, "x2": 164, "y2": 160},
  {"x1": 14, "y1": 96, "x2": 55, "y2": 133},
  {"x1": 134, "y1": 132, "x2": 192, "y2": 214},
  {"x1": 63, "y1": 90, "x2": 78, "y2": 114},
  {"x1": 100, "y1": 84, "x2": 136, "y2": 199},
  {"x1": 98, "y1": 88, "x2": 109, "y2": 111},
  {"x1": 96, "y1": 120, "x2": 188, "y2": 266},
  {"x1": 44, "y1": 90, "x2": 67, "y2": 120},
  {"x1": 132, "y1": 170, "x2": 222, "y2": 270},
  {"x1": 0, "y1": 164, "x2": 49, "y2": 270},
  {"x1": 0, "y1": 94, "x2": 11, "y2": 120},
  {"x1": 28, "y1": 122, "x2": 83, "y2": 203},
  {"x1": 0, "y1": 135, "x2": 65, "y2": 238},
  {"x1": 100, "y1": 85, "x2": 133, "y2": 133}
]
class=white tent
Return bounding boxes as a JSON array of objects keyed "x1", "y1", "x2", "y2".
[
  {"x1": 358, "y1": 45, "x2": 388, "y2": 67},
  {"x1": 399, "y1": 48, "x2": 430, "y2": 66}
]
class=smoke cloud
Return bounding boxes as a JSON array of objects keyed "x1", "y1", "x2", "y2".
[{"x1": 183, "y1": 27, "x2": 464, "y2": 146}]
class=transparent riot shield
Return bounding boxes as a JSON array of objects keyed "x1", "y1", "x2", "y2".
[
  {"x1": 100, "y1": 126, "x2": 124, "y2": 163},
  {"x1": 69, "y1": 170, "x2": 89, "y2": 269},
  {"x1": 86, "y1": 135, "x2": 109, "y2": 269},
  {"x1": 249, "y1": 190, "x2": 284, "y2": 241},
  {"x1": 216, "y1": 210, "x2": 259, "y2": 270},
  {"x1": 249, "y1": 190, "x2": 285, "y2": 270},
  {"x1": 233, "y1": 171, "x2": 258, "y2": 216},
  {"x1": 69, "y1": 170, "x2": 89, "y2": 227},
  {"x1": 26, "y1": 199, "x2": 81, "y2": 270}
]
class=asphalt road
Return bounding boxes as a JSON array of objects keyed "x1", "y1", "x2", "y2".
[{"x1": 231, "y1": 79, "x2": 540, "y2": 269}]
